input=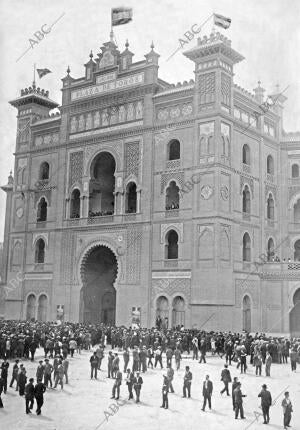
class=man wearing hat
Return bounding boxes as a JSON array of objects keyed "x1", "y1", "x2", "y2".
[
  {"x1": 161, "y1": 375, "x2": 169, "y2": 409},
  {"x1": 182, "y1": 366, "x2": 192, "y2": 398},
  {"x1": 202, "y1": 374, "x2": 213, "y2": 411},
  {"x1": 9, "y1": 359, "x2": 19, "y2": 390},
  {"x1": 258, "y1": 384, "x2": 272, "y2": 424},
  {"x1": 133, "y1": 371, "x2": 143, "y2": 403},
  {"x1": 44, "y1": 359, "x2": 53, "y2": 388},
  {"x1": 25, "y1": 378, "x2": 35, "y2": 414},
  {"x1": 36, "y1": 360, "x2": 45, "y2": 383},
  {"x1": 282, "y1": 391, "x2": 293, "y2": 429},
  {"x1": 233, "y1": 382, "x2": 246, "y2": 419},
  {"x1": 220, "y1": 364, "x2": 232, "y2": 396},
  {"x1": 0, "y1": 358, "x2": 9, "y2": 394}
]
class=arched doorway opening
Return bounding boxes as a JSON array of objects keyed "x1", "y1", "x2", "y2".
[
  {"x1": 172, "y1": 296, "x2": 185, "y2": 328},
  {"x1": 294, "y1": 240, "x2": 300, "y2": 261},
  {"x1": 26, "y1": 294, "x2": 36, "y2": 320},
  {"x1": 242, "y1": 295, "x2": 251, "y2": 332},
  {"x1": 37, "y1": 294, "x2": 48, "y2": 321},
  {"x1": 156, "y1": 296, "x2": 169, "y2": 329},
  {"x1": 80, "y1": 245, "x2": 118, "y2": 323},
  {"x1": 290, "y1": 288, "x2": 300, "y2": 337},
  {"x1": 89, "y1": 152, "x2": 116, "y2": 217}
]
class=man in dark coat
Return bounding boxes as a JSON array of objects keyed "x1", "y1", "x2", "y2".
[
  {"x1": 34, "y1": 380, "x2": 46, "y2": 415},
  {"x1": 9, "y1": 359, "x2": 19, "y2": 389},
  {"x1": 1, "y1": 358, "x2": 9, "y2": 394},
  {"x1": 0, "y1": 376, "x2": 4, "y2": 408},
  {"x1": 111, "y1": 370, "x2": 122, "y2": 400},
  {"x1": 202, "y1": 374, "x2": 213, "y2": 411},
  {"x1": 161, "y1": 375, "x2": 169, "y2": 409},
  {"x1": 18, "y1": 366, "x2": 27, "y2": 396},
  {"x1": 258, "y1": 384, "x2": 272, "y2": 424},
  {"x1": 220, "y1": 364, "x2": 232, "y2": 396},
  {"x1": 182, "y1": 366, "x2": 192, "y2": 398},
  {"x1": 232, "y1": 377, "x2": 239, "y2": 410},
  {"x1": 126, "y1": 368, "x2": 134, "y2": 400},
  {"x1": 282, "y1": 391, "x2": 293, "y2": 429},
  {"x1": 90, "y1": 352, "x2": 99, "y2": 380},
  {"x1": 133, "y1": 372, "x2": 143, "y2": 403},
  {"x1": 233, "y1": 382, "x2": 246, "y2": 419},
  {"x1": 25, "y1": 378, "x2": 35, "y2": 414}
]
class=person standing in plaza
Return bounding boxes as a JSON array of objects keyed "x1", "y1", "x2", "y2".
[
  {"x1": 161, "y1": 375, "x2": 169, "y2": 409},
  {"x1": 220, "y1": 364, "x2": 231, "y2": 396},
  {"x1": 139, "y1": 346, "x2": 147, "y2": 373},
  {"x1": 166, "y1": 364, "x2": 175, "y2": 393},
  {"x1": 202, "y1": 375, "x2": 213, "y2": 411},
  {"x1": 25, "y1": 378, "x2": 35, "y2": 414},
  {"x1": 133, "y1": 371, "x2": 143, "y2": 403},
  {"x1": 282, "y1": 391, "x2": 293, "y2": 430},
  {"x1": 90, "y1": 351, "x2": 99, "y2": 380},
  {"x1": 240, "y1": 347, "x2": 247, "y2": 374},
  {"x1": 258, "y1": 384, "x2": 272, "y2": 424},
  {"x1": 154, "y1": 346, "x2": 163, "y2": 369},
  {"x1": 112, "y1": 353, "x2": 120, "y2": 378},
  {"x1": 0, "y1": 375, "x2": 4, "y2": 408},
  {"x1": 123, "y1": 348, "x2": 130, "y2": 373},
  {"x1": 111, "y1": 369, "x2": 122, "y2": 400},
  {"x1": 290, "y1": 348, "x2": 297, "y2": 372},
  {"x1": 254, "y1": 353, "x2": 262, "y2": 376},
  {"x1": 107, "y1": 351, "x2": 113, "y2": 378},
  {"x1": 147, "y1": 346, "x2": 154, "y2": 369},
  {"x1": 34, "y1": 379, "x2": 46, "y2": 415},
  {"x1": 69, "y1": 338, "x2": 77, "y2": 358},
  {"x1": 199, "y1": 339, "x2": 207, "y2": 364},
  {"x1": 62, "y1": 357, "x2": 69, "y2": 384},
  {"x1": 36, "y1": 360, "x2": 45, "y2": 383},
  {"x1": 126, "y1": 368, "x2": 134, "y2": 400},
  {"x1": 232, "y1": 377, "x2": 239, "y2": 411},
  {"x1": 192, "y1": 336, "x2": 199, "y2": 360},
  {"x1": 1, "y1": 358, "x2": 9, "y2": 394},
  {"x1": 18, "y1": 365, "x2": 27, "y2": 396},
  {"x1": 132, "y1": 346, "x2": 140, "y2": 372},
  {"x1": 166, "y1": 346, "x2": 173, "y2": 368},
  {"x1": 9, "y1": 359, "x2": 19, "y2": 390},
  {"x1": 182, "y1": 366, "x2": 192, "y2": 398},
  {"x1": 265, "y1": 352, "x2": 272, "y2": 377},
  {"x1": 174, "y1": 346, "x2": 182, "y2": 370},
  {"x1": 54, "y1": 360, "x2": 64, "y2": 389},
  {"x1": 233, "y1": 382, "x2": 246, "y2": 420},
  {"x1": 44, "y1": 358, "x2": 53, "y2": 388}
]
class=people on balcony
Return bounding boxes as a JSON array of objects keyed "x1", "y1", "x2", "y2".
[
  {"x1": 88, "y1": 210, "x2": 114, "y2": 217},
  {"x1": 166, "y1": 202, "x2": 179, "y2": 211}
]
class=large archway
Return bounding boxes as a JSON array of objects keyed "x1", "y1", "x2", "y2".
[
  {"x1": 80, "y1": 245, "x2": 118, "y2": 324},
  {"x1": 290, "y1": 288, "x2": 300, "y2": 337}
]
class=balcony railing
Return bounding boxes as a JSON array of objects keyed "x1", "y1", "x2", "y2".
[
  {"x1": 164, "y1": 260, "x2": 178, "y2": 268},
  {"x1": 266, "y1": 173, "x2": 274, "y2": 183},
  {"x1": 165, "y1": 209, "x2": 179, "y2": 218},
  {"x1": 166, "y1": 159, "x2": 180, "y2": 170},
  {"x1": 242, "y1": 163, "x2": 251, "y2": 174}
]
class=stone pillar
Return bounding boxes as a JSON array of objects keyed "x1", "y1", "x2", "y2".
[
  {"x1": 65, "y1": 198, "x2": 70, "y2": 218},
  {"x1": 137, "y1": 188, "x2": 141, "y2": 213}
]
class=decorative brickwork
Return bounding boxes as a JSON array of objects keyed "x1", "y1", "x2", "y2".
[{"x1": 69, "y1": 151, "x2": 84, "y2": 187}]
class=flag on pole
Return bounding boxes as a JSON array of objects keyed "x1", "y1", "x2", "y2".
[
  {"x1": 111, "y1": 7, "x2": 133, "y2": 26},
  {"x1": 37, "y1": 68, "x2": 52, "y2": 79},
  {"x1": 213, "y1": 13, "x2": 231, "y2": 29}
]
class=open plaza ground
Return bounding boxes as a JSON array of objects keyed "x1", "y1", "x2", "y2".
[{"x1": 0, "y1": 346, "x2": 299, "y2": 430}]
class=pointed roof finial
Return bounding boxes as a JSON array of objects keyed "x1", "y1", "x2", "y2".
[
  {"x1": 125, "y1": 39, "x2": 129, "y2": 49},
  {"x1": 151, "y1": 40, "x2": 154, "y2": 50},
  {"x1": 89, "y1": 50, "x2": 93, "y2": 59},
  {"x1": 258, "y1": 80, "x2": 261, "y2": 87},
  {"x1": 67, "y1": 66, "x2": 70, "y2": 75}
]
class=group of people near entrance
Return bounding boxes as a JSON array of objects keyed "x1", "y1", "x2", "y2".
[{"x1": 0, "y1": 318, "x2": 298, "y2": 429}]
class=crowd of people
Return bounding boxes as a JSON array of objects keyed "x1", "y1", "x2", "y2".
[{"x1": 0, "y1": 319, "x2": 299, "y2": 428}]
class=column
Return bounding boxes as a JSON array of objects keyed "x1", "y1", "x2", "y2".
[{"x1": 137, "y1": 188, "x2": 141, "y2": 213}]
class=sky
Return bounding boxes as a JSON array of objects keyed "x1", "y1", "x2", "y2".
[{"x1": 0, "y1": 0, "x2": 299, "y2": 241}]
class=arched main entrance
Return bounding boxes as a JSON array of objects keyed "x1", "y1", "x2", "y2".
[
  {"x1": 290, "y1": 288, "x2": 300, "y2": 337},
  {"x1": 80, "y1": 245, "x2": 118, "y2": 324},
  {"x1": 242, "y1": 295, "x2": 251, "y2": 332}
]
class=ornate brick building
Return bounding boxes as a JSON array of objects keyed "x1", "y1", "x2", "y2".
[{"x1": 1, "y1": 31, "x2": 300, "y2": 334}]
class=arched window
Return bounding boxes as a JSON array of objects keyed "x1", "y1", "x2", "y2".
[
  {"x1": 294, "y1": 199, "x2": 300, "y2": 223},
  {"x1": 165, "y1": 181, "x2": 179, "y2": 210},
  {"x1": 292, "y1": 164, "x2": 299, "y2": 178},
  {"x1": 35, "y1": 238, "x2": 45, "y2": 263},
  {"x1": 39, "y1": 162, "x2": 49, "y2": 180},
  {"x1": 70, "y1": 189, "x2": 81, "y2": 218},
  {"x1": 168, "y1": 140, "x2": 180, "y2": 161},
  {"x1": 267, "y1": 194, "x2": 274, "y2": 220},
  {"x1": 294, "y1": 240, "x2": 300, "y2": 262},
  {"x1": 243, "y1": 232, "x2": 251, "y2": 262},
  {"x1": 37, "y1": 294, "x2": 48, "y2": 322},
  {"x1": 242, "y1": 185, "x2": 251, "y2": 214},
  {"x1": 242, "y1": 144, "x2": 250, "y2": 165},
  {"x1": 267, "y1": 238, "x2": 275, "y2": 261},
  {"x1": 267, "y1": 155, "x2": 274, "y2": 175},
  {"x1": 125, "y1": 182, "x2": 137, "y2": 213},
  {"x1": 26, "y1": 294, "x2": 36, "y2": 320},
  {"x1": 37, "y1": 197, "x2": 47, "y2": 222},
  {"x1": 165, "y1": 230, "x2": 178, "y2": 259},
  {"x1": 89, "y1": 152, "x2": 115, "y2": 217}
]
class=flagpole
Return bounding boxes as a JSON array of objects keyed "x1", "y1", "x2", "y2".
[{"x1": 33, "y1": 63, "x2": 36, "y2": 87}]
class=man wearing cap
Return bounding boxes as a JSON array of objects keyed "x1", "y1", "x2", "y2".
[
  {"x1": 9, "y1": 359, "x2": 19, "y2": 390},
  {"x1": 111, "y1": 369, "x2": 122, "y2": 400},
  {"x1": 34, "y1": 379, "x2": 46, "y2": 415},
  {"x1": 202, "y1": 374, "x2": 213, "y2": 411},
  {"x1": 25, "y1": 378, "x2": 35, "y2": 414},
  {"x1": 258, "y1": 384, "x2": 272, "y2": 424},
  {"x1": 36, "y1": 360, "x2": 45, "y2": 383},
  {"x1": 44, "y1": 359, "x2": 53, "y2": 388},
  {"x1": 182, "y1": 366, "x2": 192, "y2": 398},
  {"x1": 133, "y1": 371, "x2": 143, "y2": 403},
  {"x1": 220, "y1": 364, "x2": 232, "y2": 396},
  {"x1": 233, "y1": 382, "x2": 246, "y2": 419},
  {"x1": 126, "y1": 368, "x2": 134, "y2": 400},
  {"x1": 282, "y1": 391, "x2": 293, "y2": 429},
  {"x1": 154, "y1": 346, "x2": 163, "y2": 369},
  {"x1": 161, "y1": 375, "x2": 169, "y2": 409}
]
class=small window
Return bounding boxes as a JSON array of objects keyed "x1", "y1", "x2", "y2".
[
  {"x1": 37, "y1": 197, "x2": 47, "y2": 222},
  {"x1": 70, "y1": 189, "x2": 81, "y2": 218},
  {"x1": 165, "y1": 230, "x2": 178, "y2": 259},
  {"x1": 35, "y1": 238, "x2": 45, "y2": 263},
  {"x1": 168, "y1": 140, "x2": 180, "y2": 161},
  {"x1": 165, "y1": 181, "x2": 179, "y2": 210},
  {"x1": 125, "y1": 182, "x2": 137, "y2": 213},
  {"x1": 267, "y1": 238, "x2": 275, "y2": 261},
  {"x1": 242, "y1": 185, "x2": 250, "y2": 214},
  {"x1": 267, "y1": 194, "x2": 274, "y2": 220},
  {"x1": 39, "y1": 162, "x2": 49, "y2": 180},
  {"x1": 243, "y1": 232, "x2": 251, "y2": 262},
  {"x1": 267, "y1": 155, "x2": 274, "y2": 175},
  {"x1": 242, "y1": 144, "x2": 250, "y2": 165},
  {"x1": 292, "y1": 164, "x2": 299, "y2": 178}
]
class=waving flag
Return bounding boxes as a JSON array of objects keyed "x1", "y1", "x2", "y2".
[
  {"x1": 214, "y1": 13, "x2": 231, "y2": 29},
  {"x1": 37, "y1": 68, "x2": 52, "y2": 79},
  {"x1": 111, "y1": 7, "x2": 133, "y2": 26}
]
